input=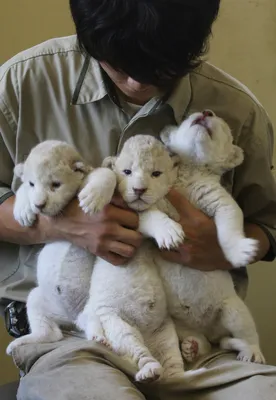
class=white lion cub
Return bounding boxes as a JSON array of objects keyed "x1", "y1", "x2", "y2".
[
  {"x1": 157, "y1": 110, "x2": 265, "y2": 364},
  {"x1": 77, "y1": 135, "x2": 187, "y2": 383},
  {"x1": 7, "y1": 140, "x2": 117, "y2": 354}
]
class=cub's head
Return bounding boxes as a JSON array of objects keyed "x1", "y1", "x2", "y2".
[
  {"x1": 161, "y1": 110, "x2": 244, "y2": 172},
  {"x1": 14, "y1": 140, "x2": 91, "y2": 216},
  {"x1": 103, "y1": 135, "x2": 179, "y2": 211}
]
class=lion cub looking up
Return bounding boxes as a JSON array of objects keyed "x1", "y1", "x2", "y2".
[
  {"x1": 157, "y1": 110, "x2": 265, "y2": 365},
  {"x1": 7, "y1": 140, "x2": 117, "y2": 354}
]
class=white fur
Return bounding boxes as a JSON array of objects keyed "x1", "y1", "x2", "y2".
[
  {"x1": 77, "y1": 135, "x2": 187, "y2": 382},
  {"x1": 7, "y1": 140, "x2": 117, "y2": 354},
  {"x1": 156, "y1": 111, "x2": 265, "y2": 364},
  {"x1": 13, "y1": 140, "x2": 91, "y2": 224}
]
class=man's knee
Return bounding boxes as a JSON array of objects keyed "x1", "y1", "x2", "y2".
[{"x1": 15, "y1": 337, "x2": 146, "y2": 400}]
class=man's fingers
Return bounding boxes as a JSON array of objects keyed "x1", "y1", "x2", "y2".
[
  {"x1": 111, "y1": 193, "x2": 129, "y2": 209},
  {"x1": 166, "y1": 188, "x2": 198, "y2": 219},
  {"x1": 108, "y1": 241, "x2": 136, "y2": 258},
  {"x1": 160, "y1": 249, "x2": 183, "y2": 264},
  {"x1": 160, "y1": 245, "x2": 191, "y2": 264},
  {"x1": 115, "y1": 226, "x2": 143, "y2": 247},
  {"x1": 104, "y1": 253, "x2": 128, "y2": 266},
  {"x1": 115, "y1": 209, "x2": 140, "y2": 230},
  {"x1": 100, "y1": 204, "x2": 139, "y2": 230}
]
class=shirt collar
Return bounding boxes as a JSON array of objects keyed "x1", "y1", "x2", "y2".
[
  {"x1": 165, "y1": 74, "x2": 192, "y2": 124},
  {"x1": 71, "y1": 56, "x2": 107, "y2": 105},
  {"x1": 72, "y1": 56, "x2": 192, "y2": 124}
]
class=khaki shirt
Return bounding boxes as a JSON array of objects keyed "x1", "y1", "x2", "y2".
[{"x1": 0, "y1": 35, "x2": 275, "y2": 302}]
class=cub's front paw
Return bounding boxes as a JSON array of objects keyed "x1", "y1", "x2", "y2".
[
  {"x1": 154, "y1": 220, "x2": 185, "y2": 250},
  {"x1": 13, "y1": 205, "x2": 37, "y2": 227},
  {"x1": 78, "y1": 183, "x2": 115, "y2": 214},
  {"x1": 79, "y1": 169, "x2": 116, "y2": 214},
  {"x1": 223, "y1": 237, "x2": 259, "y2": 268}
]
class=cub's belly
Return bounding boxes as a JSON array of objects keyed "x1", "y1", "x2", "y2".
[
  {"x1": 92, "y1": 253, "x2": 168, "y2": 332},
  {"x1": 159, "y1": 262, "x2": 235, "y2": 331}
]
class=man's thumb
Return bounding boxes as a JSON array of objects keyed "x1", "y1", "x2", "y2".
[{"x1": 166, "y1": 188, "x2": 196, "y2": 218}]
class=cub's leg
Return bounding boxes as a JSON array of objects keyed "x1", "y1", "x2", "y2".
[
  {"x1": 177, "y1": 327, "x2": 212, "y2": 363},
  {"x1": 7, "y1": 287, "x2": 63, "y2": 354},
  {"x1": 99, "y1": 314, "x2": 163, "y2": 383},
  {"x1": 148, "y1": 318, "x2": 186, "y2": 380},
  {"x1": 219, "y1": 296, "x2": 265, "y2": 364}
]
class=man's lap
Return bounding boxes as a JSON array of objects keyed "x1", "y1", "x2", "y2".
[{"x1": 11, "y1": 333, "x2": 276, "y2": 400}]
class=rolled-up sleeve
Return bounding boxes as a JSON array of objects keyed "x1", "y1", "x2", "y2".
[
  {"x1": 233, "y1": 103, "x2": 276, "y2": 261},
  {"x1": 0, "y1": 104, "x2": 16, "y2": 204}
]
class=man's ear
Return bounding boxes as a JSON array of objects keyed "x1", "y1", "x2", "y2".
[
  {"x1": 160, "y1": 125, "x2": 176, "y2": 145},
  {"x1": 14, "y1": 163, "x2": 24, "y2": 179},
  {"x1": 72, "y1": 161, "x2": 92, "y2": 175},
  {"x1": 102, "y1": 156, "x2": 116, "y2": 170}
]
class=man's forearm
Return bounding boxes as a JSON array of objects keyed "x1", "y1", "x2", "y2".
[
  {"x1": 0, "y1": 196, "x2": 53, "y2": 245},
  {"x1": 245, "y1": 222, "x2": 271, "y2": 263}
]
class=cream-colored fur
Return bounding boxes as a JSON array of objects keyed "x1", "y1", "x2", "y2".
[
  {"x1": 77, "y1": 135, "x2": 187, "y2": 383},
  {"x1": 7, "y1": 140, "x2": 117, "y2": 354},
  {"x1": 13, "y1": 140, "x2": 93, "y2": 224},
  {"x1": 157, "y1": 111, "x2": 265, "y2": 364}
]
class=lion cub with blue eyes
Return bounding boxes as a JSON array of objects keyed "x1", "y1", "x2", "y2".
[{"x1": 77, "y1": 135, "x2": 188, "y2": 383}]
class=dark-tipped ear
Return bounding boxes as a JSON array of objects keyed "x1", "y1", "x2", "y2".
[
  {"x1": 72, "y1": 161, "x2": 92, "y2": 175},
  {"x1": 102, "y1": 156, "x2": 116, "y2": 170},
  {"x1": 170, "y1": 153, "x2": 180, "y2": 168},
  {"x1": 160, "y1": 125, "x2": 176, "y2": 145},
  {"x1": 14, "y1": 163, "x2": 24, "y2": 179}
]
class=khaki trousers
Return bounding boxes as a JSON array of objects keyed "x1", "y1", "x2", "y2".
[{"x1": 12, "y1": 333, "x2": 276, "y2": 400}]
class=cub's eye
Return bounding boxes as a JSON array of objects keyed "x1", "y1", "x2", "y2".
[
  {"x1": 29, "y1": 181, "x2": 34, "y2": 187},
  {"x1": 51, "y1": 181, "x2": 61, "y2": 190},
  {"x1": 151, "y1": 171, "x2": 162, "y2": 177},
  {"x1": 123, "y1": 169, "x2": 132, "y2": 176}
]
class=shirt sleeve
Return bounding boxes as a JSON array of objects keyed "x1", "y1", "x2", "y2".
[
  {"x1": 0, "y1": 103, "x2": 16, "y2": 204},
  {"x1": 233, "y1": 103, "x2": 276, "y2": 261}
]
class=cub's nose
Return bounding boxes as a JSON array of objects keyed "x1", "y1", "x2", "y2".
[
  {"x1": 133, "y1": 188, "x2": 147, "y2": 196},
  {"x1": 202, "y1": 109, "x2": 215, "y2": 117},
  {"x1": 35, "y1": 202, "x2": 46, "y2": 211}
]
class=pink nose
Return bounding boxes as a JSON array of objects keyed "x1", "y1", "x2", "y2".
[
  {"x1": 202, "y1": 110, "x2": 214, "y2": 117},
  {"x1": 133, "y1": 188, "x2": 147, "y2": 196},
  {"x1": 35, "y1": 202, "x2": 46, "y2": 210}
]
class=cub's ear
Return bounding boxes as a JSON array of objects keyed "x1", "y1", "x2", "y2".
[
  {"x1": 169, "y1": 153, "x2": 180, "y2": 168},
  {"x1": 102, "y1": 156, "x2": 116, "y2": 170},
  {"x1": 14, "y1": 163, "x2": 25, "y2": 179},
  {"x1": 212, "y1": 145, "x2": 244, "y2": 174},
  {"x1": 160, "y1": 125, "x2": 177, "y2": 146},
  {"x1": 72, "y1": 161, "x2": 92, "y2": 175},
  {"x1": 223, "y1": 145, "x2": 244, "y2": 171}
]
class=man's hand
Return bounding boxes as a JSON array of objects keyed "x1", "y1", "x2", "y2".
[
  {"x1": 161, "y1": 189, "x2": 271, "y2": 270},
  {"x1": 51, "y1": 194, "x2": 143, "y2": 266},
  {"x1": 160, "y1": 189, "x2": 232, "y2": 271}
]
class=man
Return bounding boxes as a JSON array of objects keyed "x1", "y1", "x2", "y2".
[{"x1": 0, "y1": 0, "x2": 276, "y2": 399}]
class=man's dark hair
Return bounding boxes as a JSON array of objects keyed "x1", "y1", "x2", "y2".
[{"x1": 70, "y1": 0, "x2": 221, "y2": 86}]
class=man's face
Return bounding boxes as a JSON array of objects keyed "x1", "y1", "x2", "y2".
[{"x1": 100, "y1": 62, "x2": 161, "y2": 105}]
